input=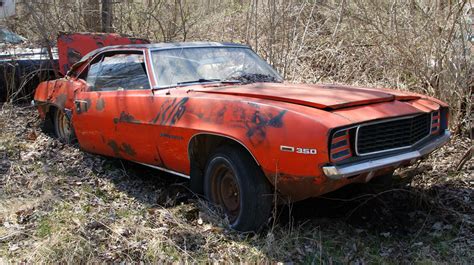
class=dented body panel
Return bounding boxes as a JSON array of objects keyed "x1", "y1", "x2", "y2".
[{"x1": 34, "y1": 42, "x2": 450, "y2": 202}]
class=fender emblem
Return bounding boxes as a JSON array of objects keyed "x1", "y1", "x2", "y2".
[{"x1": 280, "y1": 145, "x2": 318, "y2": 155}]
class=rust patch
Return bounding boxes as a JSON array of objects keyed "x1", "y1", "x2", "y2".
[
  {"x1": 54, "y1": 94, "x2": 67, "y2": 108},
  {"x1": 107, "y1": 140, "x2": 137, "y2": 157},
  {"x1": 154, "y1": 146, "x2": 165, "y2": 168},
  {"x1": 215, "y1": 106, "x2": 227, "y2": 123},
  {"x1": 245, "y1": 110, "x2": 287, "y2": 145},
  {"x1": 268, "y1": 110, "x2": 286, "y2": 128},
  {"x1": 113, "y1": 111, "x2": 141, "y2": 124},
  {"x1": 271, "y1": 172, "x2": 371, "y2": 202},
  {"x1": 107, "y1": 140, "x2": 121, "y2": 157},
  {"x1": 121, "y1": 143, "x2": 137, "y2": 157},
  {"x1": 66, "y1": 47, "x2": 82, "y2": 70}
]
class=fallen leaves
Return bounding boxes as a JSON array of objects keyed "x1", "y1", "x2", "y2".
[{"x1": 0, "y1": 104, "x2": 472, "y2": 263}]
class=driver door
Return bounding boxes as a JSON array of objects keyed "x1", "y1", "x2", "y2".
[{"x1": 72, "y1": 50, "x2": 162, "y2": 165}]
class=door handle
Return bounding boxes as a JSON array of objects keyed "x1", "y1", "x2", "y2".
[{"x1": 74, "y1": 100, "x2": 89, "y2": 113}]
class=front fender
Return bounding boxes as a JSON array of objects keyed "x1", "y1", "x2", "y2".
[{"x1": 163, "y1": 94, "x2": 350, "y2": 200}]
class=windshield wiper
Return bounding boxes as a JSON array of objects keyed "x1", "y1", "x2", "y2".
[
  {"x1": 152, "y1": 79, "x2": 241, "y2": 91},
  {"x1": 177, "y1": 78, "x2": 222, "y2": 85},
  {"x1": 176, "y1": 78, "x2": 242, "y2": 87}
]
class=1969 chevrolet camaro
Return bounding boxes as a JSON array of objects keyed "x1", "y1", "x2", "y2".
[{"x1": 33, "y1": 41, "x2": 450, "y2": 231}]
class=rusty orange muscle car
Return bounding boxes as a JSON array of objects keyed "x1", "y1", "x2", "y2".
[{"x1": 33, "y1": 41, "x2": 450, "y2": 231}]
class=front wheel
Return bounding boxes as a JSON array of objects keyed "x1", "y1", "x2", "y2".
[
  {"x1": 53, "y1": 109, "x2": 75, "y2": 143},
  {"x1": 204, "y1": 146, "x2": 273, "y2": 232}
]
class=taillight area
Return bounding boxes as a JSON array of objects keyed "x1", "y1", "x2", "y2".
[
  {"x1": 431, "y1": 110, "x2": 440, "y2": 135},
  {"x1": 330, "y1": 129, "x2": 352, "y2": 162}
]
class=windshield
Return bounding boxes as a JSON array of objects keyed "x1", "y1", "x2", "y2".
[{"x1": 151, "y1": 47, "x2": 282, "y2": 88}]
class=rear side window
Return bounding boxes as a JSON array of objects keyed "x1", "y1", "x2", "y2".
[{"x1": 86, "y1": 53, "x2": 150, "y2": 91}]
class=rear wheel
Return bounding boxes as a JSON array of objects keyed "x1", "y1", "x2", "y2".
[
  {"x1": 204, "y1": 146, "x2": 273, "y2": 232},
  {"x1": 53, "y1": 109, "x2": 75, "y2": 143}
]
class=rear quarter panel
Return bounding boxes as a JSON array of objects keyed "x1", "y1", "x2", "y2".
[{"x1": 34, "y1": 78, "x2": 86, "y2": 117}]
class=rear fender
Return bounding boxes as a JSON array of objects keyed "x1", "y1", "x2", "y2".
[{"x1": 34, "y1": 78, "x2": 86, "y2": 119}]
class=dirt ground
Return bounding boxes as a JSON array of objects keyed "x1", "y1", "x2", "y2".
[{"x1": 0, "y1": 104, "x2": 472, "y2": 263}]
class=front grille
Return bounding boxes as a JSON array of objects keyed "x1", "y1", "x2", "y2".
[{"x1": 356, "y1": 114, "x2": 431, "y2": 155}]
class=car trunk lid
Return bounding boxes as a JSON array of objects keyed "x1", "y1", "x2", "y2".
[{"x1": 57, "y1": 32, "x2": 149, "y2": 75}]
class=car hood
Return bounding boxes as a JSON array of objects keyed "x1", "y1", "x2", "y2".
[{"x1": 194, "y1": 82, "x2": 420, "y2": 110}]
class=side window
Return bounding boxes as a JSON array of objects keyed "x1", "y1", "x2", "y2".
[{"x1": 85, "y1": 52, "x2": 150, "y2": 91}]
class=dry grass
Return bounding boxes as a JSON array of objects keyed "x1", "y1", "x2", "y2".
[{"x1": 0, "y1": 104, "x2": 472, "y2": 263}]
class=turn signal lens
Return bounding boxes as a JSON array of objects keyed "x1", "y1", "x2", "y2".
[
  {"x1": 431, "y1": 110, "x2": 440, "y2": 135},
  {"x1": 330, "y1": 129, "x2": 352, "y2": 162}
]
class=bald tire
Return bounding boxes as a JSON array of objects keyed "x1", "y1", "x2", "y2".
[{"x1": 204, "y1": 146, "x2": 273, "y2": 232}]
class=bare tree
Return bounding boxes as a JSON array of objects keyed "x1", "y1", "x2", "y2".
[
  {"x1": 101, "y1": 0, "x2": 114, "y2": 32},
  {"x1": 84, "y1": 0, "x2": 101, "y2": 32}
]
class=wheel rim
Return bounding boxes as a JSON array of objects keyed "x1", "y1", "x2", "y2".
[
  {"x1": 211, "y1": 163, "x2": 240, "y2": 221},
  {"x1": 57, "y1": 111, "x2": 71, "y2": 139}
]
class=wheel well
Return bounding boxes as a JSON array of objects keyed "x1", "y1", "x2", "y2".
[
  {"x1": 45, "y1": 104, "x2": 58, "y2": 120},
  {"x1": 39, "y1": 104, "x2": 58, "y2": 135},
  {"x1": 187, "y1": 134, "x2": 259, "y2": 194}
]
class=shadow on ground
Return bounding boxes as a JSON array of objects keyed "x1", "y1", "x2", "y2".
[{"x1": 94, "y1": 157, "x2": 471, "y2": 238}]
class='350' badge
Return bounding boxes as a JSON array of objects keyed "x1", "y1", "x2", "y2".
[{"x1": 280, "y1": 146, "x2": 317, "y2": 155}]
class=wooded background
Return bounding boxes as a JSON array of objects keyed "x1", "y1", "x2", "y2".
[
  {"x1": 1, "y1": 1, "x2": 473, "y2": 263},
  {"x1": 4, "y1": 0, "x2": 473, "y2": 134}
]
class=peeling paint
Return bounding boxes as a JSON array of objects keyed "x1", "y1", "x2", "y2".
[
  {"x1": 113, "y1": 111, "x2": 141, "y2": 124},
  {"x1": 121, "y1": 143, "x2": 137, "y2": 157},
  {"x1": 107, "y1": 140, "x2": 136, "y2": 157},
  {"x1": 96, "y1": 98, "x2": 105, "y2": 111},
  {"x1": 244, "y1": 110, "x2": 287, "y2": 145},
  {"x1": 151, "y1": 97, "x2": 189, "y2": 126},
  {"x1": 107, "y1": 140, "x2": 121, "y2": 157},
  {"x1": 54, "y1": 93, "x2": 67, "y2": 108},
  {"x1": 268, "y1": 110, "x2": 287, "y2": 128}
]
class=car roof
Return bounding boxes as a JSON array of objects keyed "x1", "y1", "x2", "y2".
[{"x1": 81, "y1": 41, "x2": 250, "y2": 62}]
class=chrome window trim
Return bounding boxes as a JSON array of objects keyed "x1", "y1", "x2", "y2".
[
  {"x1": 147, "y1": 48, "x2": 158, "y2": 89},
  {"x1": 354, "y1": 113, "x2": 433, "y2": 157},
  {"x1": 148, "y1": 45, "x2": 251, "y2": 53}
]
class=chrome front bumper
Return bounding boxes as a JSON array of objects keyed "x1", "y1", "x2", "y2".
[{"x1": 322, "y1": 130, "x2": 451, "y2": 180}]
